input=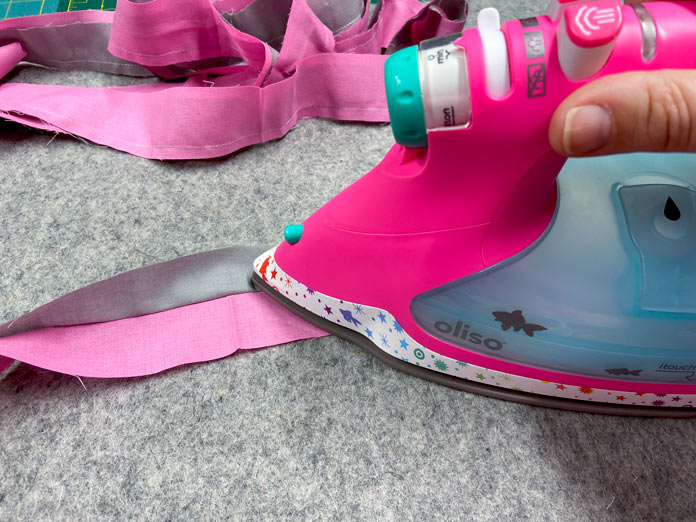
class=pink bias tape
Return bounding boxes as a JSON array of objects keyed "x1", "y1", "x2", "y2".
[
  {"x1": 0, "y1": 292, "x2": 328, "y2": 379},
  {"x1": 0, "y1": 245, "x2": 331, "y2": 378},
  {"x1": 0, "y1": 53, "x2": 393, "y2": 160},
  {"x1": 0, "y1": 0, "x2": 468, "y2": 160},
  {"x1": 0, "y1": 41, "x2": 26, "y2": 80}
]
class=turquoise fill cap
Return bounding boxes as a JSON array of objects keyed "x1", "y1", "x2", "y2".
[{"x1": 384, "y1": 45, "x2": 428, "y2": 148}]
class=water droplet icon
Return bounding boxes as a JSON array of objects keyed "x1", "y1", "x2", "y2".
[{"x1": 664, "y1": 197, "x2": 681, "y2": 221}]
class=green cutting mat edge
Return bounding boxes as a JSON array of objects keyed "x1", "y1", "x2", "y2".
[{"x1": 2, "y1": 0, "x2": 115, "y2": 20}]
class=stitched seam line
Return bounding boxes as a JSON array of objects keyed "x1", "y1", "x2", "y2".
[
  {"x1": 332, "y1": 12, "x2": 363, "y2": 35},
  {"x1": 33, "y1": 59, "x2": 145, "y2": 67},
  {"x1": 340, "y1": 27, "x2": 378, "y2": 53},
  {"x1": 108, "y1": 43, "x2": 247, "y2": 59}
]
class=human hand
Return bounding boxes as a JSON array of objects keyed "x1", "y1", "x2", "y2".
[{"x1": 549, "y1": 1, "x2": 696, "y2": 157}]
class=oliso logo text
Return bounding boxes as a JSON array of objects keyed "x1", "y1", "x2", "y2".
[{"x1": 433, "y1": 320, "x2": 504, "y2": 351}]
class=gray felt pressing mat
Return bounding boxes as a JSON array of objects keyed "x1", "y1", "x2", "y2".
[{"x1": 1, "y1": 1, "x2": 694, "y2": 521}]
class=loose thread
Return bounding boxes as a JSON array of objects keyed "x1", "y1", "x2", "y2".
[
  {"x1": 74, "y1": 375, "x2": 87, "y2": 391},
  {"x1": 46, "y1": 132, "x2": 59, "y2": 145}
]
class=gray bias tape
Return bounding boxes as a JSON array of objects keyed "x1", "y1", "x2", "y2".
[
  {"x1": 3, "y1": 23, "x2": 152, "y2": 76},
  {"x1": 1, "y1": 245, "x2": 271, "y2": 338},
  {"x1": 227, "y1": 0, "x2": 365, "y2": 50}
]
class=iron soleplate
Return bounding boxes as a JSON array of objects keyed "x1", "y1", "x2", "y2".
[{"x1": 252, "y1": 272, "x2": 696, "y2": 417}]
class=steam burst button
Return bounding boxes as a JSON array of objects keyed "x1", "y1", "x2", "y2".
[
  {"x1": 565, "y1": 0, "x2": 622, "y2": 47},
  {"x1": 557, "y1": 0, "x2": 623, "y2": 80}
]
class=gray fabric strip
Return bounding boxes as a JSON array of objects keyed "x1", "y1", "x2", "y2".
[
  {"x1": 1, "y1": 23, "x2": 153, "y2": 76},
  {"x1": 1, "y1": 245, "x2": 270, "y2": 338},
  {"x1": 430, "y1": 0, "x2": 470, "y2": 20},
  {"x1": 387, "y1": 0, "x2": 469, "y2": 53},
  {"x1": 307, "y1": 0, "x2": 365, "y2": 34},
  {"x1": 226, "y1": 0, "x2": 293, "y2": 51},
  {"x1": 226, "y1": 0, "x2": 365, "y2": 51}
]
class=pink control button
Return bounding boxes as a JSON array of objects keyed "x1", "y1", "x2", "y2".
[{"x1": 565, "y1": 0, "x2": 622, "y2": 47}]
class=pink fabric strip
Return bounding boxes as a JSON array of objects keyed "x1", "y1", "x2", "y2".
[
  {"x1": 108, "y1": 0, "x2": 272, "y2": 77},
  {"x1": 0, "y1": 53, "x2": 391, "y2": 160},
  {"x1": 0, "y1": 41, "x2": 26, "y2": 80},
  {"x1": 0, "y1": 292, "x2": 328, "y2": 378}
]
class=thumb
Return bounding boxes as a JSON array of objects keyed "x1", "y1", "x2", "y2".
[{"x1": 549, "y1": 69, "x2": 696, "y2": 157}]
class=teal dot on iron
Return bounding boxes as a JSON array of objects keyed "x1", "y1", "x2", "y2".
[{"x1": 284, "y1": 224, "x2": 304, "y2": 244}]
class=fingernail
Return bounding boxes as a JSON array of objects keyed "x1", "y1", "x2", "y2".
[{"x1": 562, "y1": 105, "x2": 613, "y2": 155}]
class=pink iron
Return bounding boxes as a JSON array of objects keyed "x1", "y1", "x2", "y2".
[{"x1": 253, "y1": 1, "x2": 696, "y2": 415}]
